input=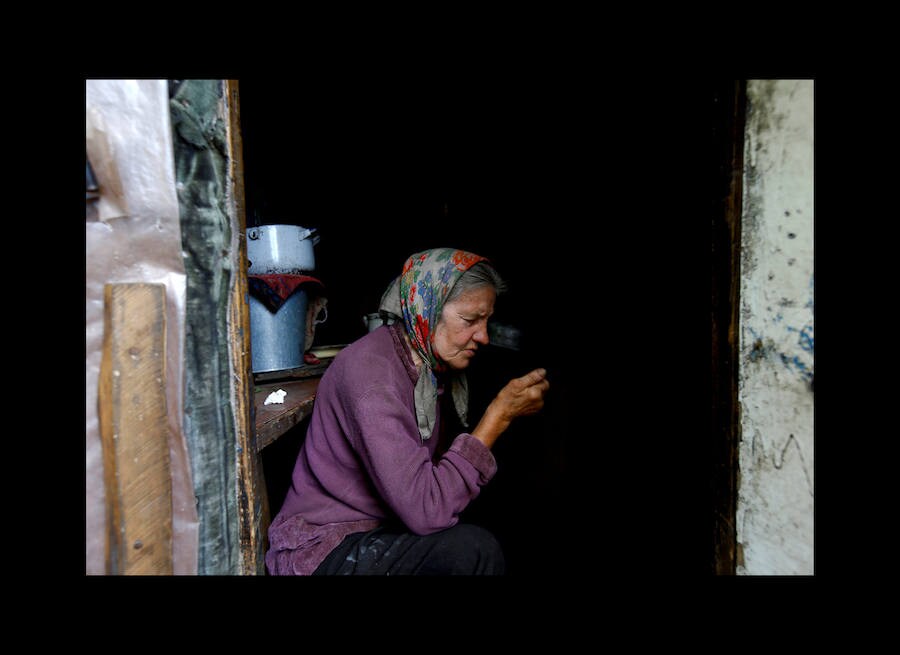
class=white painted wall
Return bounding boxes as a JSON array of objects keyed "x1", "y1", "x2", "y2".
[{"x1": 737, "y1": 80, "x2": 814, "y2": 575}]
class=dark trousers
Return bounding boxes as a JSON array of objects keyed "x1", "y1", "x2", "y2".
[{"x1": 312, "y1": 523, "x2": 505, "y2": 575}]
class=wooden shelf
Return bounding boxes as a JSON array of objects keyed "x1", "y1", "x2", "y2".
[
  {"x1": 254, "y1": 377, "x2": 321, "y2": 453},
  {"x1": 253, "y1": 362, "x2": 330, "y2": 383},
  {"x1": 251, "y1": 349, "x2": 346, "y2": 452}
]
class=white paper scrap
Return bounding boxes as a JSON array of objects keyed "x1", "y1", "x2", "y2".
[{"x1": 264, "y1": 389, "x2": 287, "y2": 405}]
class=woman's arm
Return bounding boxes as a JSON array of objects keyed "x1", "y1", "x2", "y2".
[{"x1": 349, "y1": 383, "x2": 496, "y2": 535}]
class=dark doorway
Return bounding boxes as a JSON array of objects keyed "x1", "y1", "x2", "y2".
[{"x1": 238, "y1": 76, "x2": 723, "y2": 576}]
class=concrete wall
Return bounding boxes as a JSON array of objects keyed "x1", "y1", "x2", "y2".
[{"x1": 737, "y1": 80, "x2": 814, "y2": 574}]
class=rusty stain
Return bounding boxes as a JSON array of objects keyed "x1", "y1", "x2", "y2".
[{"x1": 749, "y1": 338, "x2": 765, "y2": 362}]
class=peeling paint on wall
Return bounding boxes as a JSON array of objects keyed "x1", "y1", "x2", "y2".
[{"x1": 737, "y1": 80, "x2": 814, "y2": 574}]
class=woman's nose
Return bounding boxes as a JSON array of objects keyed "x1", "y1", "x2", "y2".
[{"x1": 473, "y1": 327, "x2": 489, "y2": 345}]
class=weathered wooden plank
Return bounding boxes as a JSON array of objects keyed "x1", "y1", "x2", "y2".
[
  {"x1": 710, "y1": 80, "x2": 746, "y2": 575},
  {"x1": 98, "y1": 283, "x2": 173, "y2": 575},
  {"x1": 172, "y1": 79, "x2": 240, "y2": 575},
  {"x1": 252, "y1": 361, "x2": 331, "y2": 383},
  {"x1": 254, "y1": 378, "x2": 320, "y2": 453},
  {"x1": 224, "y1": 79, "x2": 270, "y2": 575}
]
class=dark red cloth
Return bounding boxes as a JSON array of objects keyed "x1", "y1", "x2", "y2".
[{"x1": 248, "y1": 274, "x2": 325, "y2": 312}]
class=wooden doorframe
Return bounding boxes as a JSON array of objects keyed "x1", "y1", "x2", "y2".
[
  {"x1": 222, "y1": 79, "x2": 751, "y2": 575},
  {"x1": 710, "y1": 80, "x2": 746, "y2": 575},
  {"x1": 222, "y1": 80, "x2": 270, "y2": 575}
]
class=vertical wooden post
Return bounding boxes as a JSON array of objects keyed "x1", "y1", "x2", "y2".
[
  {"x1": 710, "y1": 80, "x2": 746, "y2": 575},
  {"x1": 224, "y1": 79, "x2": 270, "y2": 575},
  {"x1": 98, "y1": 283, "x2": 173, "y2": 575}
]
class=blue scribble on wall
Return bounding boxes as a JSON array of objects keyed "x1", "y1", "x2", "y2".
[
  {"x1": 779, "y1": 352, "x2": 813, "y2": 383},
  {"x1": 780, "y1": 322, "x2": 814, "y2": 383},
  {"x1": 745, "y1": 274, "x2": 814, "y2": 387},
  {"x1": 786, "y1": 323, "x2": 814, "y2": 354},
  {"x1": 745, "y1": 321, "x2": 814, "y2": 385}
]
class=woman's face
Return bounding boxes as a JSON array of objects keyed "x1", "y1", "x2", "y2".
[{"x1": 433, "y1": 285, "x2": 496, "y2": 370}]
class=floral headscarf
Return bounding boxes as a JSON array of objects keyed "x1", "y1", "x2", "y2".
[{"x1": 379, "y1": 247, "x2": 488, "y2": 442}]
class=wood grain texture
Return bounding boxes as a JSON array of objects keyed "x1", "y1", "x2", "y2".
[
  {"x1": 98, "y1": 283, "x2": 173, "y2": 575},
  {"x1": 224, "y1": 79, "x2": 270, "y2": 575},
  {"x1": 254, "y1": 378, "x2": 321, "y2": 452},
  {"x1": 172, "y1": 79, "x2": 241, "y2": 574},
  {"x1": 252, "y1": 360, "x2": 331, "y2": 383},
  {"x1": 710, "y1": 80, "x2": 746, "y2": 575}
]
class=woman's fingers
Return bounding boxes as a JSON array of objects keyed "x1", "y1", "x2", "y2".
[
  {"x1": 500, "y1": 368, "x2": 549, "y2": 417},
  {"x1": 514, "y1": 368, "x2": 548, "y2": 390}
]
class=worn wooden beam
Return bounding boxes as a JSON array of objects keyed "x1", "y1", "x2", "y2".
[
  {"x1": 98, "y1": 283, "x2": 173, "y2": 575},
  {"x1": 710, "y1": 80, "x2": 746, "y2": 575},
  {"x1": 224, "y1": 79, "x2": 270, "y2": 575},
  {"x1": 172, "y1": 79, "x2": 243, "y2": 574},
  {"x1": 254, "y1": 379, "x2": 320, "y2": 453}
]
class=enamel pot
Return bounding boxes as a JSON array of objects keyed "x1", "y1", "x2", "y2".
[{"x1": 247, "y1": 224, "x2": 320, "y2": 274}]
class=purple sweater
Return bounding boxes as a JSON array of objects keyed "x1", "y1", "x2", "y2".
[{"x1": 265, "y1": 322, "x2": 498, "y2": 575}]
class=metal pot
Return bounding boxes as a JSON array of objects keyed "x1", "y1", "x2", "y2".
[
  {"x1": 250, "y1": 290, "x2": 309, "y2": 373},
  {"x1": 363, "y1": 312, "x2": 395, "y2": 332},
  {"x1": 247, "y1": 224, "x2": 320, "y2": 274}
]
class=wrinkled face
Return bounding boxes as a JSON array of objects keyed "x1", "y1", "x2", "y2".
[{"x1": 433, "y1": 286, "x2": 496, "y2": 370}]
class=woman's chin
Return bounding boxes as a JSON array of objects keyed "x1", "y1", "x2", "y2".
[{"x1": 448, "y1": 354, "x2": 476, "y2": 370}]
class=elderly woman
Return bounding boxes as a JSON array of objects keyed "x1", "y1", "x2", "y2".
[{"x1": 265, "y1": 247, "x2": 549, "y2": 575}]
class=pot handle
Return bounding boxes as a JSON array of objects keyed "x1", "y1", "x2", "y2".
[{"x1": 298, "y1": 227, "x2": 318, "y2": 243}]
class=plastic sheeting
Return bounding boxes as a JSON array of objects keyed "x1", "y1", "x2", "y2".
[{"x1": 86, "y1": 79, "x2": 198, "y2": 574}]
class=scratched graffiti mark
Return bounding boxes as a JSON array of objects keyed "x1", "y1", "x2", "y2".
[{"x1": 773, "y1": 433, "x2": 814, "y2": 497}]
